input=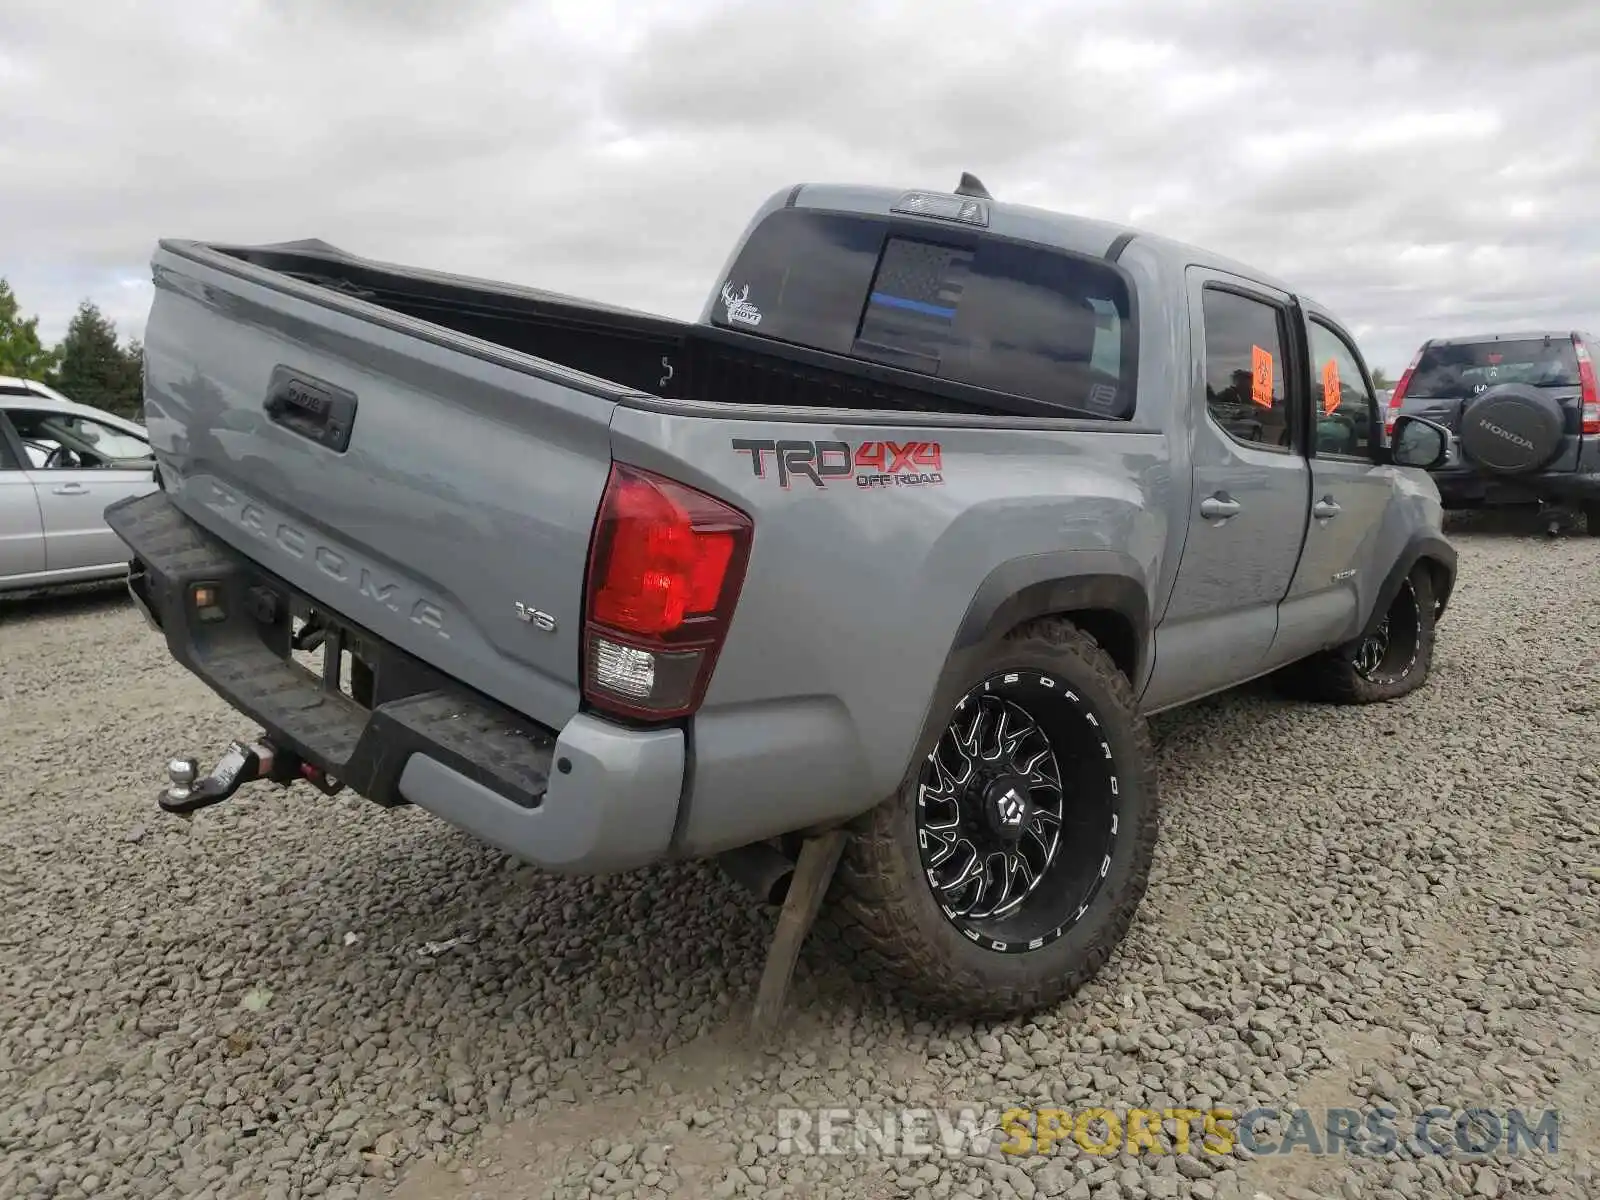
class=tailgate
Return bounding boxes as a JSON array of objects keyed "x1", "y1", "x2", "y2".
[{"x1": 139, "y1": 242, "x2": 619, "y2": 730}]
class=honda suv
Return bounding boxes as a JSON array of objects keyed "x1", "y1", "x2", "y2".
[{"x1": 1383, "y1": 331, "x2": 1600, "y2": 533}]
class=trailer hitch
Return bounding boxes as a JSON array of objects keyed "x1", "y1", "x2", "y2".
[{"x1": 158, "y1": 738, "x2": 345, "y2": 817}]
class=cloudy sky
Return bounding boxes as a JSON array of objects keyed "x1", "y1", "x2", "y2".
[{"x1": 3, "y1": 0, "x2": 1598, "y2": 375}]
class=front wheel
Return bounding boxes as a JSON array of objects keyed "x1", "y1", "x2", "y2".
[
  {"x1": 1583, "y1": 502, "x2": 1600, "y2": 537},
  {"x1": 827, "y1": 618, "x2": 1159, "y2": 1018},
  {"x1": 1273, "y1": 565, "x2": 1437, "y2": 704}
]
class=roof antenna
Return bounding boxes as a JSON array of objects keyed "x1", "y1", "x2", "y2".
[{"x1": 953, "y1": 171, "x2": 992, "y2": 200}]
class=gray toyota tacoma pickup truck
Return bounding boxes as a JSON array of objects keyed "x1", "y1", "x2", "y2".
[{"x1": 107, "y1": 174, "x2": 1457, "y2": 1021}]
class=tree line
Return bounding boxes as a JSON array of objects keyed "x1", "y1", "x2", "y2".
[{"x1": 0, "y1": 278, "x2": 144, "y2": 420}]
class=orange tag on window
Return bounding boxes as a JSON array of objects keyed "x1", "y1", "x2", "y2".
[
  {"x1": 1322, "y1": 359, "x2": 1341, "y2": 415},
  {"x1": 1250, "y1": 345, "x2": 1274, "y2": 408}
]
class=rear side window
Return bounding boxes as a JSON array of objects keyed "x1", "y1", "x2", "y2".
[
  {"x1": 1199, "y1": 287, "x2": 1291, "y2": 452},
  {"x1": 1408, "y1": 337, "x2": 1579, "y2": 398},
  {"x1": 711, "y1": 209, "x2": 1137, "y2": 418}
]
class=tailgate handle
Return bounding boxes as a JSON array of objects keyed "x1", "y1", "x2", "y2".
[{"x1": 264, "y1": 366, "x2": 358, "y2": 454}]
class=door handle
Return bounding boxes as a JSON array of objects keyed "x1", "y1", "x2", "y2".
[
  {"x1": 1313, "y1": 497, "x2": 1342, "y2": 520},
  {"x1": 1199, "y1": 494, "x2": 1241, "y2": 520},
  {"x1": 51, "y1": 483, "x2": 89, "y2": 496}
]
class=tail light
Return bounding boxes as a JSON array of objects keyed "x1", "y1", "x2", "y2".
[
  {"x1": 581, "y1": 462, "x2": 753, "y2": 720},
  {"x1": 1385, "y1": 344, "x2": 1424, "y2": 438},
  {"x1": 1575, "y1": 335, "x2": 1600, "y2": 436}
]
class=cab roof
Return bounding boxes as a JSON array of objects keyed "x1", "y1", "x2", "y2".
[{"x1": 787, "y1": 179, "x2": 1306, "y2": 305}]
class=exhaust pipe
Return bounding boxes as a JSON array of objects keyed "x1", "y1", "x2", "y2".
[{"x1": 716, "y1": 840, "x2": 796, "y2": 906}]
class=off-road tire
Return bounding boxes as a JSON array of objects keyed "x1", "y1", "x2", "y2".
[
  {"x1": 1273, "y1": 565, "x2": 1437, "y2": 704},
  {"x1": 1584, "y1": 502, "x2": 1600, "y2": 538},
  {"x1": 826, "y1": 618, "x2": 1159, "y2": 1019}
]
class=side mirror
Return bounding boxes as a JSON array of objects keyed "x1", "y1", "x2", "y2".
[{"x1": 1390, "y1": 414, "x2": 1450, "y2": 470}]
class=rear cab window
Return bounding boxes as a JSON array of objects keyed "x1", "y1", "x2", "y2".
[{"x1": 709, "y1": 208, "x2": 1138, "y2": 420}]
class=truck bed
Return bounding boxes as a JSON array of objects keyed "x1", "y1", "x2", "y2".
[
  {"x1": 206, "y1": 239, "x2": 1025, "y2": 418},
  {"x1": 138, "y1": 236, "x2": 1017, "y2": 739}
]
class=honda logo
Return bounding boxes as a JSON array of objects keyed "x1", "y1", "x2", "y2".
[{"x1": 1479, "y1": 420, "x2": 1534, "y2": 450}]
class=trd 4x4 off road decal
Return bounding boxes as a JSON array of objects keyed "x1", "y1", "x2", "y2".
[{"x1": 731, "y1": 438, "x2": 945, "y2": 490}]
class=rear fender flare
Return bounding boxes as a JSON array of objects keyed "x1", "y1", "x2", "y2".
[{"x1": 907, "y1": 551, "x2": 1152, "y2": 780}]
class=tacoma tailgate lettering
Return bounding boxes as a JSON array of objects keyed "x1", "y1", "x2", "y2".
[{"x1": 199, "y1": 479, "x2": 449, "y2": 638}]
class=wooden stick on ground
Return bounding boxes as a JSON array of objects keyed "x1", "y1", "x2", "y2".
[{"x1": 749, "y1": 829, "x2": 847, "y2": 1040}]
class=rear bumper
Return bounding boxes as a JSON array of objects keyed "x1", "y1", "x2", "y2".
[
  {"x1": 1430, "y1": 434, "x2": 1600, "y2": 507},
  {"x1": 106, "y1": 491, "x2": 683, "y2": 874},
  {"x1": 1431, "y1": 466, "x2": 1600, "y2": 506}
]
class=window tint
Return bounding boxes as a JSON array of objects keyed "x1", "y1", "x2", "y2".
[
  {"x1": 1200, "y1": 288, "x2": 1291, "y2": 450},
  {"x1": 711, "y1": 209, "x2": 1137, "y2": 418},
  {"x1": 712, "y1": 211, "x2": 884, "y2": 354},
  {"x1": 1308, "y1": 321, "x2": 1377, "y2": 458},
  {"x1": 1408, "y1": 337, "x2": 1580, "y2": 398}
]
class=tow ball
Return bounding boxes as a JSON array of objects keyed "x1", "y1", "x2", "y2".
[{"x1": 158, "y1": 738, "x2": 345, "y2": 816}]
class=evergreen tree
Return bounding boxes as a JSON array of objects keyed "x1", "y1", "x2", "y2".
[
  {"x1": 0, "y1": 278, "x2": 57, "y2": 379},
  {"x1": 53, "y1": 300, "x2": 142, "y2": 417}
]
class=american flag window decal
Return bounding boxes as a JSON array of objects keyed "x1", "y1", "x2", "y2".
[{"x1": 854, "y1": 238, "x2": 974, "y2": 373}]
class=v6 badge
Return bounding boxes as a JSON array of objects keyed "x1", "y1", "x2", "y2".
[{"x1": 514, "y1": 602, "x2": 557, "y2": 632}]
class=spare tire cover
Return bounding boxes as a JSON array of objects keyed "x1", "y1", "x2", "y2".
[{"x1": 1458, "y1": 384, "x2": 1565, "y2": 475}]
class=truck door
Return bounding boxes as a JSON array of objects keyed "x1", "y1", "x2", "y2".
[
  {"x1": 1143, "y1": 269, "x2": 1312, "y2": 711},
  {"x1": 1270, "y1": 310, "x2": 1395, "y2": 663}
]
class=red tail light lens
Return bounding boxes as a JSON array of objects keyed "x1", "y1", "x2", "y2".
[
  {"x1": 1575, "y1": 335, "x2": 1600, "y2": 436},
  {"x1": 582, "y1": 463, "x2": 753, "y2": 720},
  {"x1": 1385, "y1": 345, "x2": 1423, "y2": 437}
]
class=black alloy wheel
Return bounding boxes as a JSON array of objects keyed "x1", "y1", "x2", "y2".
[
  {"x1": 915, "y1": 670, "x2": 1119, "y2": 954},
  {"x1": 1272, "y1": 565, "x2": 1438, "y2": 705},
  {"x1": 1351, "y1": 577, "x2": 1422, "y2": 685},
  {"x1": 827, "y1": 618, "x2": 1159, "y2": 1018}
]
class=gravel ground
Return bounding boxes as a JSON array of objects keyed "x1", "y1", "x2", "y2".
[{"x1": 2, "y1": 511, "x2": 1597, "y2": 1200}]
